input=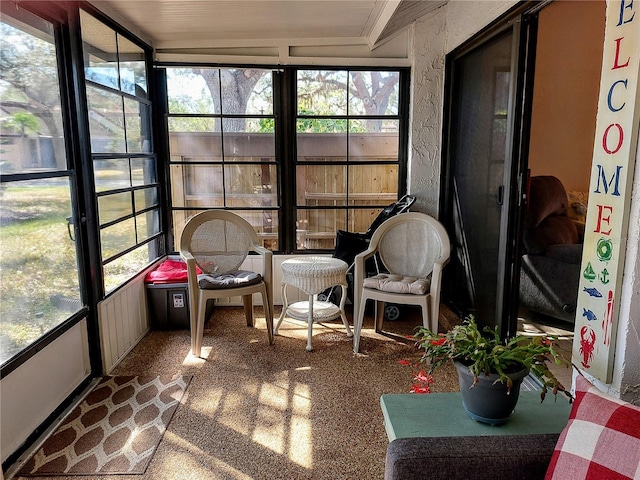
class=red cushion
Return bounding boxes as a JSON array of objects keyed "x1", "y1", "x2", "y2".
[
  {"x1": 144, "y1": 259, "x2": 201, "y2": 284},
  {"x1": 545, "y1": 375, "x2": 640, "y2": 479}
]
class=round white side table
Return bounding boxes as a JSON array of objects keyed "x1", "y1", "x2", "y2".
[{"x1": 274, "y1": 256, "x2": 353, "y2": 351}]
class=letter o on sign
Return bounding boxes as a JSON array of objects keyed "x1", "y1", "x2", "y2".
[{"x1": 602, "y1": 123, "x2": 624, "y2": 154}]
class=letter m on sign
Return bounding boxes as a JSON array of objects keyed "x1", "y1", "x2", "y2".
[{"x1": 594, "y1": 164, "x2": 623, "y2": 196}]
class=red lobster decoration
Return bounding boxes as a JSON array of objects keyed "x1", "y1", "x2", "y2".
[{"x1": 580, "y1": 325, "x2": 596, "y2": 369}]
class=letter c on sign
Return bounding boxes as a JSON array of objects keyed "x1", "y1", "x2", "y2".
[
  {"x1": 602, "y1": 123, "x2": 624, "y2": 154},
  {"x1": 607, "y1": 79, "x2": 628, "y2": 112}
]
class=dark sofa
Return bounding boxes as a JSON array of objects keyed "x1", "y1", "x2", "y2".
[
  {"x1": 384, "y1": 433, "x2": 559, "y2": 480},
  {"x1": 519, "y1": 175, "x2": 582, "y2": 323}
]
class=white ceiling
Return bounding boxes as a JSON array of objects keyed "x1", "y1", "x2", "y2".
[{"x1": 89, "y1": 0, "x2": 447, "y2": 51}]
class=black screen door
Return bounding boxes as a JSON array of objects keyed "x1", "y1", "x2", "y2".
[{"x1": 442, "y1": 24, "x2": 525, "y2": 335}]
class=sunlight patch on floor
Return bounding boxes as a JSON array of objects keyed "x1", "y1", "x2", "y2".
[
  {"x1": 162, "y1": 431, "x2": 254, "y2": 480},
  {"x1": 182, "y1": 346, "x2": 212, "y2": 366}
]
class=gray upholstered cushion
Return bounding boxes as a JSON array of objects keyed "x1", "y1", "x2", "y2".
[
  {"x1": 363, "y1": 273, "x2": 430, "y2": 295},
  {"x1": 198, "y1": 270, "x2": 262, "y2": 289},
  {"x1": 385, "y1": 434, "x2": 559, "y2": 480}
]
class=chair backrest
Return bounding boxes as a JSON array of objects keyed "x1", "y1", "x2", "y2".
[
  {"x1": 370, "y1": 212, "x2": 450, "y2": 278},
  {"x1": 180, "y1": 210, "x2": 260, "y2": 274}
]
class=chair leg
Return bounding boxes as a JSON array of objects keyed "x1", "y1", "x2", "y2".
[
  {"x1": 243, "y1": 294, "x2": 254, "y2": 327},
  {"x1": 306, "y1": 294, "x2": 314, "y2": 352},
  {"x1": 261, "y1": 288, "x2": 274, "y2": 345},
  {"x1": 274, "y1": 282, "x2": 288, "y2": 335},
  {"x1": 375, "y1": 300, "x2": 385, "y2": 332},
  {"x1": 192, "y1": 296, "x2": 207, "y2": 357},
  {"x1": 338, "y1": 284, "x2": 352, "y2": 337},
  {"x1": 353, "y1": 295, "x2": 367, "y2": 353}
]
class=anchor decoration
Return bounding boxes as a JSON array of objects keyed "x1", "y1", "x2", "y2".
[{"x1": 599, "y1": 268, "x2": 610, "y2": 284}]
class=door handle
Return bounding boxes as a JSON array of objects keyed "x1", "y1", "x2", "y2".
[{"x1": 497, "y1": 185, "x2": 504, "y2": 205}]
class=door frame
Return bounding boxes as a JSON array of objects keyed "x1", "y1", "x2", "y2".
[{"x1": 440, "y1": 2, "x2": 543, "y2": 338}]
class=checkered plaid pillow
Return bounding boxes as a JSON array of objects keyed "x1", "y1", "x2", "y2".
[{"x1": 545, "y1": 375, "x2": 640, "y2": 479}]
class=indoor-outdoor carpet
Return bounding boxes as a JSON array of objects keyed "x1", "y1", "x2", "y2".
[{"x1": 19, "y1": 375, "x2": 191, "y2": 476}]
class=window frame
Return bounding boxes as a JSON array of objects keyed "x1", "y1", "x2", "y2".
[
  {"x1": 79, "y1": 7, "x2": 164, "y2": 294},
  {"x1": 162, "y1": 65, "x2": 410, "y2": 254}
]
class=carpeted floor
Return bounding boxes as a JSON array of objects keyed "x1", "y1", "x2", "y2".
[{"x1": 12, "y1": 305, "x2": 460, "y2": 480}]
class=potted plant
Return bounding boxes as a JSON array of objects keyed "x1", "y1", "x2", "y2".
[{"x1": 410, "y1": 316, "x2": 573, "y2": 425}]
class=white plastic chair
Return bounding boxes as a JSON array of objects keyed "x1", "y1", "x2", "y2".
[
  {"x1": 180, "y1": 210, "x2": 274, "y2": 357},
  {"x1": 352, "y1": 212, "x2": 450, "y2": 353}
]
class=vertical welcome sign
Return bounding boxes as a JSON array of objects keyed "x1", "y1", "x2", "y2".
[{"x1": 572, "y1": 0, "x2": 640, "y2": 383}]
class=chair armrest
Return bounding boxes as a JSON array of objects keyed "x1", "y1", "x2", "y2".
[
  {"x1": 251, "y1": 244, "x2": 273, "y2": 315},
  {"x1": 545, "y1": 243, "x2": 583, "y2": 265},
  {"x1": 354, "y1": 246, "x2": 379, "y2": 320},
  {"x1": 180, "y1": 250, "x2": 199, "y2": 330}
]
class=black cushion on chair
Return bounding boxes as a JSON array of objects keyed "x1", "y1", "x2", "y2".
[{"x1": 198, "y1": 270, "x2": 262, "y2": 289}]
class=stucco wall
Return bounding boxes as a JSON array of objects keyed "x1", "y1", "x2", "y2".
[
  {"x1": 408, "y1": 0, "x2": 517, "y2": 215},
  {"x1": 611, "y1": 134, "x2": 640, "y2": 404}
]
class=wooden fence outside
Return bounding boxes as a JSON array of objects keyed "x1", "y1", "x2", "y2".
[{"x1": 169, "y1": 132, "x2": 399, "y2": 250}]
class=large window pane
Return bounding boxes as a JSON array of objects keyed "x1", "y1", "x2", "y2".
[
  {"x1": 134, "y1": 187, "x2": 158, "y2": 212},
  {"x1": 0, "y1": 179, "x2": 81, "y2": 364},
  {"x1": 167, "y1": 66, "x2": 278, "y2": 250},
  {"x1": 225, "y1": 164, "x2": 277, "y2": 207},
  {"x1": 0, "y1": 17, "x2": 67, "y2": 173},
  {"x1": 1, "y1": 9, "x2": 82, "y2": 366},
  {"x1": 131, "y1": 157, "x2": 156, "y2": 185},
  {"x1": 98, "y1": 192, "x2": 132, "y2": 225},
  {"x1": 348, "y1": 165, "x2": 398, "y2": 206},
  {"x1": 168, "y1": 127, "x2": 222, "y2": 160},
  {"x1": 294, "y1": 69, "x2": 402, "y2": 251},
  {"x1": 348, "y1": 71, "x2": 400, "y2": 115},
  {"x1": 222, "y1": 120, "x2": 275, "y2": 163},
  {"x1": 297, "y1": 70, "x2": 348, "y2": 115},
  {"x1": 296, "y1": 165, "x2": 347, "y2": 206},
  {"x1": 100, "y1": 216, "x2": 136, "y2": 259},
  {"x1": 136, "y1": 209, "x2": 159, "y2": 242},
  {"x1": 296, "y1": 209, "x2": 346, "y2": 250},
  {"x1": 82, "y1": 9, "x2": 160, "y2": 291},
  {"x1": 81, "y1": 10, "x2": 118, "y2": 90},
  {"x1": 103, "y1": 244, "x2": 152, "y2": 294},
  {"x1": 167, "y1": 68, "x2": 218, "y2": 114},
  {"x1": 86, "y1": 85, "x2": 126, "y2": 154},
  {"x1": 93, "y1": 158, "x2": 131, "y2": 191},
  {"x1": 124, "y1": 97, "x2": 148, "y2": 153},
  {"x1": 117, "y1": 36, "x2": 147, "y2": 98}
]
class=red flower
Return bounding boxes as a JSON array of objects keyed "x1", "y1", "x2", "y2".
[
  {"x1": 413, "y1": 370, "x2": 433, "y2": 384},
  {"x1": 410, "y1": 383, "x2": 431, "y2": 394},
  {"x1": 431, "y1": 337, "x2": 446, "y2": 346},
  {"x1": 398, "y1": 359, "x2": 412, "y2": 366}
]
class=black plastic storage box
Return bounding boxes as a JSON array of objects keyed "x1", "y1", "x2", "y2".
[{"x1": 145, "y1": 257, "x2": 191, "y2": 330}]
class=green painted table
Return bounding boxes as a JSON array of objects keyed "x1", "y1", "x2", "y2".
[{"x1": 380, "y1": 392, "x2": 572, "y2": 441}]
